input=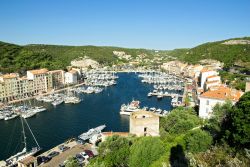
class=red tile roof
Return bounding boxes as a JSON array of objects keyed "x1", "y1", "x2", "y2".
[{"x1": 200, "y1": 86, "x2": 243, "y2": 101}]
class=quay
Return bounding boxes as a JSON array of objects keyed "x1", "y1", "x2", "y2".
[
  {"x1": 39, "y1": 140, "x2": 92, "y2": 167},
  {"x1": 6, "y1": 82, "x2": 85, "y2": 105},
  {"x1": 149, "y1": 92, "x2": 183, "y2": 98}
]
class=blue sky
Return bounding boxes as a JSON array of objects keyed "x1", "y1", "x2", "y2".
[{"x1": 0, "y1": 0, "x2": 250, "y2": 50}]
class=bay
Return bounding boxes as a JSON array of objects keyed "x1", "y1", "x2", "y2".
[{"x1": 0, "y1": 73, "x2": 172, "y2": 160}]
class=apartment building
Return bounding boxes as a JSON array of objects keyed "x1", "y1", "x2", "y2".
[
  {"x1": 48, "y1": 70, "x2": 65, "y2": 89},
  {"x1": 0, "y1": 73, "x2": 19, "y2": 102},
  {"x1": 27, "y1": 68, "x2": 53, "y2": 94},
  {"x1": 64, "y1": 70, "x2": 78, "y2": 84}
]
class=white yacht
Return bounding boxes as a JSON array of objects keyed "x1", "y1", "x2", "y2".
[
  {"x1": 120, "y1": 100, "x2": 140, "y2": 115},
  {"x1": 4, "y1": 113, "x2": 18, "y2": 121},
  {"x1": 33, "y1": 106, "x2": 46, "y2": 113},
  {"x1": 52, "y1": 98, "x2": 64, "y2": 106},
  {"x1": 21, "y1": 111, "x2": 36, "y2": 119},
  {"x1": 64, "y1": 96, "x2": 81, "y2": 104}
]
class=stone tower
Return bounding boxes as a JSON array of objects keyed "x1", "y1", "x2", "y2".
[{"x1": 130, "y1": 110, "x2": 159, "y2": 136}]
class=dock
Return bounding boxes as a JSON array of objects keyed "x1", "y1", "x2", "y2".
[{"x1": 149, "y1": 92, "x2": 183, "y2": 98}]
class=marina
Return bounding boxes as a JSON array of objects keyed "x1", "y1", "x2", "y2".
[{"x1": 0, "y1": 73, "x2": 175, "y2": 160}]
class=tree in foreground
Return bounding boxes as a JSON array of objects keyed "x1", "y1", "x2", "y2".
[
  {"x1": 160, "y1": 107, "x2": 202, "y2": 135},
  {"x1": 129, "y1": 137, "x2": 165, "y2": 167},
  {"x1": 225, "y1": 92, "x2": 250, "y2": 148},
  {"x1": 184, "y1": 129, "x2": 213, "y2": 153},
  {"x1": 89, "y1": 135, "x2": 131, "y2": 167},
  {"x1": 65, "y1": 156, "x2": 80, "y2": 167}
]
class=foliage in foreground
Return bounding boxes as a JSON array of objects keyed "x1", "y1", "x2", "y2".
[
  {"x1": 88, "y1": 93, "x2": 250, "y2": 167},
  {"x1": 65, "y1": 156, "x2": 80, "y2": 167},
  {"x1": 225, "y1": 92, "x2": 250, "y2": 148},
  {"x1": 129, "y1": 137, "x2": 165, "y2": 167}
]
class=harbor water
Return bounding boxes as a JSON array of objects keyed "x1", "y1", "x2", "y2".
[{"x1": 0, "y1": 73, "x2": 173, "y2": 160}]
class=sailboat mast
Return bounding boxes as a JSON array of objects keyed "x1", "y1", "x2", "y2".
[
  {"x1": 23, "y1": 118, "x2": 40, "y2": 149},
  {"x1": 21, "y1": 117, "x2": 27, "y2": 150}
]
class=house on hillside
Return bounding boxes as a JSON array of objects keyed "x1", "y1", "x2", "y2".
[{"x1": 199, "y1": 85, "x2": 243, "y2": 118}]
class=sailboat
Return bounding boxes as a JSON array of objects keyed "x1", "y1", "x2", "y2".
[{"x1": 5, "y1": 117, "x2": 41, "y2": 166}]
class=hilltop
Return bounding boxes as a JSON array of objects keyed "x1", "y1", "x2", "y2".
[{"x1": 172, "y1": 37, "x2": 250, "y2": 68}]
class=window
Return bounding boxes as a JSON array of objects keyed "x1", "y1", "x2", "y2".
[
  {"x1": 206, "y1": 108, "x2": 209, "y2": 113},
  {"x1": 206, "y1": 100, "x2": 209, "y2": 105}
]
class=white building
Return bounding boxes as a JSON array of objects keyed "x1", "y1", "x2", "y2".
[
  {"x1": 199, "y1": 86, "x2": 243, "y2": 119},
  {"x1": 205, "y1": 75, "x2": 221, "y2": 90},
  {"x1": 200, "y1": 69, "x2": 218, "y2": 90},
  {"x1": 64, "y1": 70, "x2": 78, "y2": 84}
]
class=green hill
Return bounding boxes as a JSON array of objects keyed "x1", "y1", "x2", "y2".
[
  {"x1": 1, "y1": 37, "x2": 250, "y2": 73},
  {"x1": 175, "y1": 37, "x2": 250, "y2": 68},
  {"x1": 0, "y1": 41, "x2": 155, "y2": 73}
]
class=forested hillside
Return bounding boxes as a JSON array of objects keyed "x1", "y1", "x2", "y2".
[
  {"x1": 176, "y1": 37, "x2": 250, "y2": 68},
  {"x1": 0, "y1": 41, "x2": 154, "y2": 73}
]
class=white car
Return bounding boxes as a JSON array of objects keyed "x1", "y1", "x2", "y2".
[{"x1": 80, "y1": 151, "x2": 89, "y2": 160}]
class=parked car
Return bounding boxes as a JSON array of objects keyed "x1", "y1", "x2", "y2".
[
  {"x1": 58, "y1": 145, "x2": 70, "y2": 152},
  {"x1": 84, "y1": 150, "x2": 94, "y2": 158},
  {"x1": 48, "y1": 151, "x2": 60, "y2": 158},
  {"x1": 75, "y1": 153, "x2": 85, "y2": 164},
  {"x1": 37, "y1": 156, "x2": 51, "y2": 165},
  {"x1": 80, "y1": 151, "x2": 89, "y2": 160},
  {"x1": 76, "y1": 139, "x2": 86, "y2": 145}
]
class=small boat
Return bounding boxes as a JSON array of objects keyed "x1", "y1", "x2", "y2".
[
  {"x1": 21, "y1": 111, "x2": 36, "y2": 119},
  {"x1": 147, "y1": 92, "x2": 153, "y2": 97},
  {"x1": 4, "y1": 114, "x2": 18, "y2": 121},
  {"x1": 52, "y1": 99, "x2": 64, "y2": 106},
  {"x1": 64, "y1": 96, "x2": 81, "y2": 104},
  {"x1": 33, "y1": 106, "x2": 46, "y2": 113}
]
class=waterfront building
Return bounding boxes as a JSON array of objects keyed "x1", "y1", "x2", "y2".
[
  {"x1": 199, "y1": 85, "x2": 243, "y2": 118},
  {"x1": 48, "y1": 70, "x2": 65, "y2": 89},
  {"x1": 64, "y1": 70, "x2": 78, "y2": 84},
  {"x1": 0, "y1": 74, "x2": 36, "y2": 102},
  {"x1": 130, "y1": 110, "x2": 159, "y2": 136},
  {"x1": 27, "y1": 68, "x2": 53, "y2": 94},
  {"x1": 0, "y1": 73, "x2": 19, "y2": 102}
]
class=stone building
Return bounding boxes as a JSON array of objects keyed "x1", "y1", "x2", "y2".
[{"x1": 130, "y1": 110, "x2": 159, "y2": 136}]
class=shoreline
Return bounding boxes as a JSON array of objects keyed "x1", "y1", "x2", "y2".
[
  {"x1": 4, "y1": 70, "x2": 184, "y2": 105},
  {"x1": 7, "y1": 82, "x2": 85, "y2": 105}
]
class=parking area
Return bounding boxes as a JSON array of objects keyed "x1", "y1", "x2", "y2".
[{"x1": 39, "y1": 141, "x2": 92, "y2": 167}]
